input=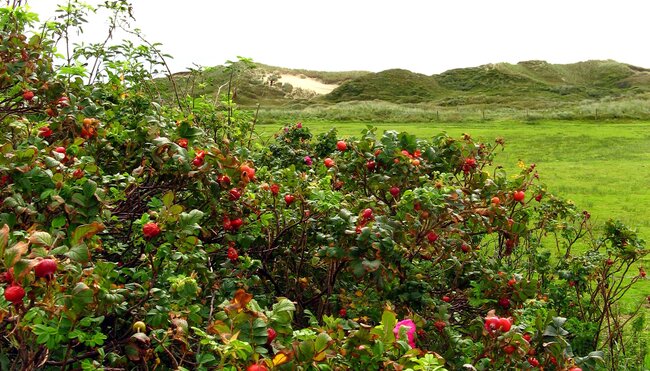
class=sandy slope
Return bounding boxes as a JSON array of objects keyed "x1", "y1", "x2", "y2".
[{"x1": 277, "y1": 74, "x2": 339, "y2": 94}]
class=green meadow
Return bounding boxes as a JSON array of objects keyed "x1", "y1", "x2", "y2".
[{"x1": 257, "y1": 119, "x2": 650, "y2": 307}]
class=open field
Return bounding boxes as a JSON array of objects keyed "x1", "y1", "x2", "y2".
[{"x1": 257, "y1": 119, "x2": 650, "y2": 308}]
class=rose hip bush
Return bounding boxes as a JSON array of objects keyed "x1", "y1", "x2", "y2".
[{"x1": 0, "y1": 2, "x2": 648, "y2": 370}]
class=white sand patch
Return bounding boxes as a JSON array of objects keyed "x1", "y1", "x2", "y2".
[{"x1": 277, "y1": 74, "x2": 339, "y2": 95}]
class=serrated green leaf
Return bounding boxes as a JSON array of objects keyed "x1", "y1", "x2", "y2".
[
  {"x1": 315, "y1": 332, "x2": 331, "y2": 353},
  {"x1": 29, "y1": 231, "x2": 54, "y2": 247},
  {"x1": 82, "y1": 179, "x2": 97, "y2": 197},
  {"x1": 70, "y1": 222, "x2": 104, "y2": 246},
  {"x1": 43, "y1": 156, "x2": 62, "y2": 168},
  {"x1": 50, "y1": 245, "x2": 68, "y2": 255},
  {"x1": 197, "y1": 353, "x2": 216, "y2": 365},
  {"x1": 71, "y1": 193, "x2": 86, "y2": 206},
  {"x1": 51, "y1": 216, "x2": 66, "y2": 229},
  {"x1": 4, "y1": 241, "x2": 28, "y2": 267},
  {"x1": 272, "y1": 298, "x2": 296, "y2": 314},
  {"x1": 65, "y1": 243, "x2": 90, "y2": 263},
  {"x1": 152, "y1": 137, "x2": 172, "y2": 146}
]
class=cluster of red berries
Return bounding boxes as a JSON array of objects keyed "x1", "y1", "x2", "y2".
[
  {"x1": 484, "y1": 315, "x2": 512, "y2": 334},
  {"x1": 4, "y1": 259, "x2": 58, "y2": 306},
  {"x1": 462, "y1": 157, "x2": 477, "y2": 174},
  {"x1": 177, "y1": 138, "x2": 188, "y2": 148},
  {"x1": 223, "y1": 216, "x2": 243, "y2": 232},
  {"x1": 192, "y1": 150, "x2": 206, "y2": 167}
]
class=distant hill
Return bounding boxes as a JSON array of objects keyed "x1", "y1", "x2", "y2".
[
  {"x1": 156, "y1": 60, "x2": 650, "y2": 108},
  {"x1": 326, "y1": 60, "x2": 650, "y2": 104},
  {"x1": 156, "y1": 63, "x2": 369, "y2": 106}
]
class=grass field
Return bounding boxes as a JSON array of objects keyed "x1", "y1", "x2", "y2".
[{"x1": 256, "y1": 119, "x2": 650, "y2": 309}]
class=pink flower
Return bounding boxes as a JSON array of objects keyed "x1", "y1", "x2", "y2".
[
  {"x1": 304, "y1": 156, "x2": 312, "y2": 166},
  {"x1": 393, "y1": 319, "x2": 416, "y2": 348},
  {"x1": 296, "y1": 122, "x2": 303, "y2": 129}
]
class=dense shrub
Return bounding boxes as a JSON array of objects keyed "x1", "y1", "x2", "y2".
[{"x1": 0, "y1": 2, "x2": 647, "y2": 370}]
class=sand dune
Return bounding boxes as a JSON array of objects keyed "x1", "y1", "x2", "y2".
[{"x1": 276, "y1": 74, "x2": 338, "y2": 95}]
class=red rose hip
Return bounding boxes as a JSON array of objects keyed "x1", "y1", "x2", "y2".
[
  {"x1": 4, "y1": 285, "x2": 25, "y2": 305},
  {"x1": 498, "y1": 317, "x2": 512, "y2": 332},
  {"x1": 34, "y1": 259, "x2": 57, "y2": 279},
  {"x1": 142, "y1": 222, "x2": 161, "y2": 239},
  {"x1": 513, "y1": 191, "x2": 525, "y2": 203},
  {"x1": 227, "y1": 247, "x2": 238, "y2": 261},
  {"x1": 23, "y1": 90, "x2": 35, "y2": 101},
  {"x1": 267, "y1": 327, "x2": 277, "y2": 343},
  {"x1": 229, "y1": 188, "x2": 242, "y2": 201}
]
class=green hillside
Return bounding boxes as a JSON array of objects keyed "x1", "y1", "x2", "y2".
[
  {"x1": 155, "y1": 62, "x2": 369, "y2": 106},
  {"x1": 325, "y1": 69, "x2": 446, "y2": 103},
  {"x1": 326, "y1": 60, "x2": 650, "y2": 104}
]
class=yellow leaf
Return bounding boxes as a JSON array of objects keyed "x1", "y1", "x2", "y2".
[
  {"x1": 0, "y1": 224, "x2": 8, "y2": 252},
  {"x1": 272, "y1": 352, "x2": 291, "y2": 366},
  {"x1": 313, "y1": 351, "x2": 326, "y2": 362}
]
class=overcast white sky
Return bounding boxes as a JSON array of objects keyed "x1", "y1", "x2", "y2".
[{"x1": 26, "y1": 0, "x2": 650, "y2": 75}]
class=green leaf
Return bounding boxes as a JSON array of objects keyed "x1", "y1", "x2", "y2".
[
  {"x1": 272, "y1": 298, "x2": 296, "y2": 315},
  {"x1": 179, "y1": 210, "x2": 204, "y2": 232},
  {"x1": 65, "y1": 243, "x2": 90, "y2": 263},
  {"x1": 71, "y1": 193, "x2": 87, "y2": 207},
  {"x1": 197, "y1": 353, "x2": 216, "y2": 366},
  {"x1": 51, "y1": 216, "x2": 67, "y2": 229},
  {"x1": 169, "y1": 204, "x2": 184, "y2": 215},
  {"x1": 162, "y1": 191, "x2": 175, "y2": 208},
  {"x1": 297, "y1": 340, "x2": 315, "y2": 362},
  {"x1": 351, "y1": 261, "x2": 365, "y2": 278},
  {"x1": 152, "y1": 137, "x2": 172, "y2": 146},
  {"x1": 314, "y1": 332, "x2": 331, "y2": 353},
  {"x1": 29, "y1": 231, "x2": 54, "y2": 247},
  {"x1": 4, "y1": 241, "x2": 28, "y2": 267},
  {"x1": 379, "y1": 309, "x2": 397, "y2": 344},
  {"x1": 67, "y1": 282, "x2": 94, "y2": 315},
  {"x1": 50, "y1": 245, "x2": 69, "y2": 255},
  {"x1": 82, "y1": 179, "x2": 97, "y2": 197},
  {"x1": 70, "y1": 222, "x2": 105, "y2": 246},
  {"x1": 15, "y1": 147, "x2": 36, "y2": 162}
]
